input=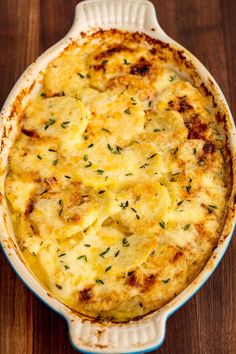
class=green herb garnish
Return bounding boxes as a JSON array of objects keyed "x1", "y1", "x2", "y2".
[
  {"x1": 147, "y1": 153, "x2": 157, "y2": 160},
  {"x1": 124, "y1": 108, "x2": 131, "y2": 115},
  {"x1": 77, "y1": 255, "x2": 87, "y2": 262},
  {"x1": 44, "y1": 118, "x2": 56, "y2": 130},
  {"x1": 100, "y1": 247, "x2": 110, "y2": 258},
  {"x1": 61, "y1": 121, "x2": 70, "y2": 129},
  {"x1": 182, "y1": 224, "x2": 190, "y2": 231},
  {"x1": 162, "y1": 278, "x2": 170, "y2": 284},
  {"x1": 123, "y1": 58, "x2": 130, "y2": 65},
  {"x1": 55, "y1": 284, "x2": 62, "y2": 290},
  {"x1": 119, "y1": 201, "x2": 129, "y2": 209},
  {"x1": 95, "y1": 279, "x2": 104, "y2": 284},
  {"x1": 169, "y1": 74, "x2": 176, "y2": 82},
  {"x1": 159, "y1": 220, "x2": 165, "y2": 229},
  {"x1": 114, "y1": 250, "x2": 120, "y2": 257},
  {"x1": 131, "y1": 97, "x2": 137, "y2": 105},
  {"x1": 102, "y1": 128, "x2": 111, "y2": 134},
  {"x1": 85, "y1": 161, "x2": 92, "y2": 168},
  {"x1": 122, "y1": 238, "x2": 130, "y2": 247}
]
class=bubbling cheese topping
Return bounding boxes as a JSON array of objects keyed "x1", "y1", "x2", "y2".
[{"x1": 5, "y1": 30, "x2": 230, "y2": 322}]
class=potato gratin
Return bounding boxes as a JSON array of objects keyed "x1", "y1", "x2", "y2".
[{"x1": 5, "y1": 30, "x2": 231, "y2": 322}]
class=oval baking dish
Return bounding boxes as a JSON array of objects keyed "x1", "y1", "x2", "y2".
[{"x1": 0, "y1": 0, "x2": 235, "y2": 353}]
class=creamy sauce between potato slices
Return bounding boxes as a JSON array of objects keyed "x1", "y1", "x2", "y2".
[{"x1": 5, "y1": 30, "x2": 231, "y2": 322}]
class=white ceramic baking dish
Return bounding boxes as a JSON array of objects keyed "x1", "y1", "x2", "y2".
[{"x1": 0, "y1": 0, "x2": 235, "y2": 353}]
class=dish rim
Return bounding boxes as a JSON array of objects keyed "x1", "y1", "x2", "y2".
[{"x1": 0, "y1": 1, "x2": 235, "y2": 353}]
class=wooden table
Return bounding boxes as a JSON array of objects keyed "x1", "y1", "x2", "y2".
[{"x1": 0, "y1": 1, "x2": 235, "y2": 353}]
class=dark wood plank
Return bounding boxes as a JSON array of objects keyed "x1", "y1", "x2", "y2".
[{"x1": 0, "y1": 1, "x2": 235, "y2": 353}]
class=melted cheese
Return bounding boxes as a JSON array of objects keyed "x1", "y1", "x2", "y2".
[{"x1": 5, "y1": 29, "x2": 230, "y2": 322}]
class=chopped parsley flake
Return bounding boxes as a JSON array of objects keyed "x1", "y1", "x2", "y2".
[
  {"x1": 64, "y1": 175, "x2": 71, "y2": 179},
  {"x1": 169, "y1": 74, "x2": 176, "y2": 82},
  {"x1": 58, "y1": 253, "x2": 66, "y2": 257},
  {"x1": 131, "y1": 97, "x2": 137, "y2": 105},
  {"x1": 122, "y1": 238, "x2": 130, "y2": 247},
  {"x1": 64, "y1": 265, "x2": 70, "y2": 270},
  {"x1": 159, "y1": 220, "x2": 165, "y2": 229},
  {"x1": 77, "y1": 255, "x2": 87, "y2": 262},
  {"x1": 207, "y1": 205, "x2": 218, "y2": 213},
  {"x1": 100, "y1": 247, "x2": 110, "y2": 258},
  {"x1": 61, "y1": 121, "x2": 70, "y2": 129},
  {"x1": 40, "y1": 92, "x2": 46, "y2": 97},
  {"x1": 37, "y1": 155, "x2": 42, "y2": 160},
  {"x1": 105, "y1": 266, "x2": 112, "y2": 272},
  {"x1": 153, "y1": 128, "x2": 161, "y2": 132},
  {"x1": 55, "y1": 284, "x2": 62, "y2": 290},
  {"x1": 119, "y1": 200, "x2": 129, "y2": 209},
  {"x1": 52, "y1": 159, "x2": 58, "y2": 166},
  {"x1": 193, "y1": 148, "x2": 197, "y2": 155},
  {"x1": 102, "y1": 128, "x2": 111, "y2": 134},
  {"x1": 124, "y1": 108, "x2": 131, "y2": 115},
  {"x1": 48, "y1": 148, "x2": 57, "y2": 152},
  {"x1": 147, "y1": 153, "x2": 157, "y2": 160},
  {"x1": 128, "y1": 271, "x2": 134, "y2": 276},
  {"x1": 78, "y1": 72, "x2": 85, "y2": 78},
  {"x1": 123, "y1": 58, "x2": 130, "y2": 65},
  {"x1": 208, "y1": 205, "x2": 218, "y2": 209},
  {"x1": 148, "y1": 101, "x2": 152, "y2": 107},
  {"x1": 162, "y1": 278, "x2": 170, "y2": 284},
  {"x1": 83, "y1": 154, "x2": 88, "y2": 161},
  {"x1": 107, "y1": 144, "x2": 123, "y2": 154},
  {"x1": 186, "y1": 185, "x2": 191, "y2": 193},
  {"x1": 139, "y1": 163, "x2": 149, "y2": 169},
  {"x1": 84, "y1": 244, "x2": 91, "y2": 247},
  {"x1": 182, "y1": 224, "x2": 190, "y2": 231},
  {"x1": 85, "y1": 161, "x2": 92, "y2": 168},
  {"x1": 44, "y1": 118, "x2": 56, "y2": 130},
  {"x1": 95, "y1": 279, "x2": 104, "y2": 284},
  {"x1": 98, "y1": 190, "x2": 105, "y2": 194},
  {"x1": 101, "y1": 60, "x2": 108, "y2": 65},
  {"x1": 88, "y1": 143, "x2": 94, "y2": 148},
  {"x1": 96, "y1": 169, "x2": 104, "y2": 175},
  {"x1": 114, "y1": 250, "x2": 120, "y2": 257},
  {"x1": 58, "y1": 199, "x2": 63, "y2": 216},
  {"x1": 125, "y1": 173, "x2": 133, "y2": 176}
]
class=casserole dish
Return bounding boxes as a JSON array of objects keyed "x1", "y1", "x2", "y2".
[{"x1": 0, "y1": 0, "x2": 235, "y2": 352}]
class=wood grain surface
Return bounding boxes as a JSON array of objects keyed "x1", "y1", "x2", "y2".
[{"x1": 0, "y1": 1, "x2": 235, "y2": 353}]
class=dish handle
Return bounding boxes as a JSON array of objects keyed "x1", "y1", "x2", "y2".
[
  {"x1": 67, "y1": 312, "x2": 167, "y2": 353},
  {"x1": 68, "y1": 0, "x2": 169, "y2": 40}
]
